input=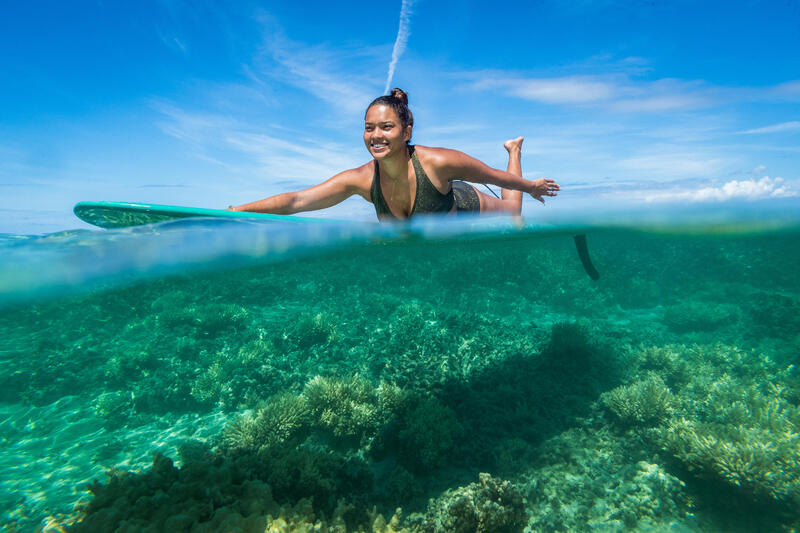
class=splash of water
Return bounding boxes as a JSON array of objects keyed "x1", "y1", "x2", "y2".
[{"x1": 384, "y1": 0, "x2": 417, "y2": 94}]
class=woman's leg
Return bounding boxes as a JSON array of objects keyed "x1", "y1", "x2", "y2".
[
  {"x1": 502, "y1": 137, "x2": 523, "y2": 214},
  {"x1": 477, "y1": 137, "x2": 524, "y2": 215}
]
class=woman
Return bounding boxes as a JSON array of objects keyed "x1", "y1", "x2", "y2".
[{"x1": 230, "y1": 89, "x2": 560, "y2": 220}]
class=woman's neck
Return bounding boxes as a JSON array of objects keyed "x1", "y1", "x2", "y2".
[{"x1": 377, "y1": 145, "x2": 411, "y2": 181}]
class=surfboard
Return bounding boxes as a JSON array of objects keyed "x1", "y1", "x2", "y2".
[{"x1": 73, "y1": 201, "x2": 345, "y2": 229}]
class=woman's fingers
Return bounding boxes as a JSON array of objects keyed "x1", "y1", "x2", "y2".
[{"x1": 530, "y1": 178, "x2": 559, "y2": 203}]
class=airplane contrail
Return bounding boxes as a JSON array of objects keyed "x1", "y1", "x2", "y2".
[{"x1": 384, "y1": 0, "x2": 417, "y2": 94}]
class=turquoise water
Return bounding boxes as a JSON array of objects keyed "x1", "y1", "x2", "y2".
[{"x1": 1, "y1": 211, "x2": 800, "y2": 532}]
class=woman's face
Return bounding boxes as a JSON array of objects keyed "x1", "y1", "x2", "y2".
[{"x1": 364, "y1": 104, "x2": 411, "y2": 159}]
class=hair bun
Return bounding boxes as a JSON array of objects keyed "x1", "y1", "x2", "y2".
[{"x1": 389, "y1": 88, "x2": 409, "y2": 105}]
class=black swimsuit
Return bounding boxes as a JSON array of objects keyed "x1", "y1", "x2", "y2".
[{"x1": 370, "y1": 145, "x2": 480, "y2": 220}]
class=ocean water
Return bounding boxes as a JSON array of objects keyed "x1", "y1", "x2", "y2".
[{"x1": 1, "y1": 211, "x2": 799, "y2": 532}]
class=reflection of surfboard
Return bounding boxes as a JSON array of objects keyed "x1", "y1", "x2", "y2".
[{"x1": 74, "y1": 201, "x2": 343, "y2": 229}]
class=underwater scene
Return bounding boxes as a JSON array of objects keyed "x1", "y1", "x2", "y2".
[{"x1": 1, "y1": 215, "x2": 800, "y2": 532}]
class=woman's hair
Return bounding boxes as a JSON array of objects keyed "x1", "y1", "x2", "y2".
[{"x1": 366, "y1": 88, "x2": 414, "y2": 134}]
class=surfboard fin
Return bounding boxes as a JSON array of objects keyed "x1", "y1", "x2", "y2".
[{"x1": 573, "y1": 234, "x2": 600, "y2": 281}]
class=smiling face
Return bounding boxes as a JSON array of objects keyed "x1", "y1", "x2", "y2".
[{"x1": 364, "y1": 104, "x2": 412, "y2": 159}]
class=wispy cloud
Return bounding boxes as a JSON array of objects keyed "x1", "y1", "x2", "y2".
[
  {"x1": 505, "y1": 76, "x2": 617, "y2": 104},
  {"x1": 138, "y1": 184, "x2": 191, "y2": 188},
  {"x1": 616, "y1": 146, "x2": 727, "y2": 178},
  {"x1": 157, "y1": 29, "x2": 188, "y2": 55},
  {"x1": 737, "y1": 121, "x2": 800, "y2": 134},
  {"x1": 773, "y1": 81, "x2": 800, "y2": 99},
  {"x1": 384, "y1": 0, "x2": 417, "y2": 94},
  {"x1": 469, "y1": 73, "x2": 712, "y2": 112},
  {"x1": 153, "y1": 103, "x2": 363, "y2": 187},
  {"x1": 468, "y1": 70, "x2": 800, "y2": 113},
  {"x1": 256, "y1": 23, "x2": 380, "y2": 115}
]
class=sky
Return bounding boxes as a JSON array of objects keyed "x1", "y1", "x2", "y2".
[{"x1": 1, "y1": 0, "x2": 799, "y2": 233}]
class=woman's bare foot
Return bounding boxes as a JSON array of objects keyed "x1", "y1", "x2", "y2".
[{"x1": 504, "y1": 136, "x2": 524, "y2": 153}]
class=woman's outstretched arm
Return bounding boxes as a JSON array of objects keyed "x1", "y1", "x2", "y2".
[
  {"x1": 229, "y1": 166, "x2": 372, "y2": 214},
  {"x1": 434, "y1": 148, "x2": 560, "y2": 203}
]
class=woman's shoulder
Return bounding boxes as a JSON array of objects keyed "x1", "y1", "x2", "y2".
[
  {"x1": 332, "y1": 161, "x2": 375, "y2": 193},
  {"x1": 413, "y1": 145, "x2": 463, "y2": 167},
  {"x1": 413, "y1": 145, "x2": 470, "y2": 172}
]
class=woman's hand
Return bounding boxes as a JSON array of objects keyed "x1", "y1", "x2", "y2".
[{"x1": 529, "y1": 178, "x2": 560, "y2": 204}]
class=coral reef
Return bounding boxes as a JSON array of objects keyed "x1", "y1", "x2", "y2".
[
  {"x1": 66, "y1": 451, "x2": 390, "y2": 533},
  {"x1": 414, "y1": 473, "x2": 526, "y2": 533},
  {"x1": 523, "y1": 425, "x2": 691, "y2": 532},
  {"x1": 606, "y1": 343, "x2": 800, "y2": 528},
  {"x1": 66, "y1": 451, "x2": 525, "y2": 533}
]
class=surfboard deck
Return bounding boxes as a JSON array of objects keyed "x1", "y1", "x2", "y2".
[{"x1": 74, "y1": 201, "x2": 346, "y2": 229}]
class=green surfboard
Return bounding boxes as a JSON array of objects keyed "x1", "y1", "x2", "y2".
[{"x1": 73, "y1": 201, "x2": 347, "y2": 229}]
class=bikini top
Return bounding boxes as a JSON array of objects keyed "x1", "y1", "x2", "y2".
[{"x1": 370, "y1": 145, "x2": 454, "y2": 220}]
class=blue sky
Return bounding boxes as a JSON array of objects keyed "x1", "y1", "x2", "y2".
[{"x1": 1, "y1": 0, "x2": 799, "y2": 233}]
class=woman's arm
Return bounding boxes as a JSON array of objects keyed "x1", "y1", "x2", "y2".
[
  {"x1": 230, "y1": 167, "x2": 371, "y2": 214},
  {"x1": 434, "y1": 148, "x2": 559, "y2": 203}
]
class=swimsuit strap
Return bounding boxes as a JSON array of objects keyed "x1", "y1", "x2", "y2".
[{"x1": 408, "y1": 145, "x2": 454, "y2": 216}]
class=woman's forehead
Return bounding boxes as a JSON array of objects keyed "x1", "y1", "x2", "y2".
[{"x1": 365, "y1": 104, "x2": 400, "y2": 122}]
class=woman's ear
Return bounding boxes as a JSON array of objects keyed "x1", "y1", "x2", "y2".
[{"x1": 404, "y1": 125, "x2": 412, "y2": 143}]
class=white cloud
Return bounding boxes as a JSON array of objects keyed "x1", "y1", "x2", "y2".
[
  {"x1": 737, "y1": 121, "x2": 800, "y2": 134},
  {"x1": 470, "y1": 73, "x2": 711, "y2": 112},
  {"x1": 638, "y1": 176, "x2": 796, "y2": 203}
]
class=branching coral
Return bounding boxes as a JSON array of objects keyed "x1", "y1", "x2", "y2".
[
  {"x1": 303, "y1": 375, "x2": 405, "y2": 447},
  {"x1": 283, "y1": 311, "x2": 339, "y2": 350},
  {"x1": 659, "y1": 395, "x2": 800, "y2": 506},
  {"x1": 602, "y1": 375, "x2": 675, "y2": 428},
  {"x1": 220, "y1": 392, "x2": 309, "y2": 454}
]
